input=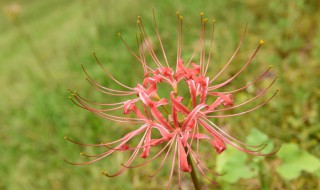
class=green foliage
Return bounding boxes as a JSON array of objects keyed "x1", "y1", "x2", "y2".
[
  {"x1": 216, "y1": 128, "x2": 273, "y2": 183},
  {"x1": 276, "y1": 143, "x2": 320, "y2": 180},
  {"x1": 216, "y1": 130, "x2": 320, "y2": 186},
  {"x1": 216, "y1": 146, "x2": 257, "y2": 183},
  {"x1": 246, "y1": 128, "x2": 274, "y2": 155}
]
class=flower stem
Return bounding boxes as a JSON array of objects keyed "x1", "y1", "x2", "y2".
[{"x1": 187, "y1": 153, "x2": 202, "y2": 190}]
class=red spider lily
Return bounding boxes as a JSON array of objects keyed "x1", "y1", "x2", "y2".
[{"x1": 66, "y1": 11, "x2": 278, "y2": 189}]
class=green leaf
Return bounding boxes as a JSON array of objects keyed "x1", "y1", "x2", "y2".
[
  {"x1": 246, "y1": 128, "x2": 270, "y2": 145},
  {"x1": 215, "y1": 128, "x2": 274, "y2": 183},
  {"x1": 246, "y1": 128, "x2": 274, "y2": 161},
  {"x1": 216, "y1": 146, "x2": 257, "y2": 183},
  {"x1": 276, "y1": 143, "x2": 320, "y2": 180}
]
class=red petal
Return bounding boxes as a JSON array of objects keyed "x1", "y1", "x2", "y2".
[
  {"x1": 178, "y1": 138, "x2": 192, "y2": 172},
  {"x1": 210, "y1": 137, "x2": 226, "y2": 154}
]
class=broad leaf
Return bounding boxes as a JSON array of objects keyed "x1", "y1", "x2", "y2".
[
  {"x1": 276, "y1": 143, "x2": 320, "y2": 180},
  {"x1": 216, "y1": 146, "x2": 257, "y2": 183}
]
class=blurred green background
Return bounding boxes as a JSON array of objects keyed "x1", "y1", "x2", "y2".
[{"x1": 1, "y1": 0, "x2": 319, "y2": 189}]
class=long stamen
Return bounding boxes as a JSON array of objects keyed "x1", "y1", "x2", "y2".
[
  {"x1": 209, "y1": 25, "x2": 247, "y2": 84},
  {"x1": 209, "y1": 39, "x2": 265, "y2": 90},
  {"x1": 219, "y1": 65, "x2": 274, "y2": 94},
  {"x1": 152, "y1": 9, "x2": 169, "y2": 68},
  {"x1": 65, "y1": 133, "x2": 139, "y2": 166},
  {"x1": 204, "y1": 19, "x2": 215, "y2": 75},
  {"x1": 187, "y1": 148, "x2": 218, "y2": 185},
  {"x1": 187, "y1": 143, "x2": 221, "y2": 176},
  {"x1": 199, "y1": 119, "x2": 278, "y2": 155},
  {"x1": 166, "y1": 137, "x2": 178, "y2": 190},
  {"x1": 176, "y1": 11, "x2": 183, "y2": 64},
  {"x1": 149, "y1": 135, "x2": 177, "y2": 177},
  {"x1": 86, "y1": 77, "x2": 134, "y2": 95},
  {"x1": 81, "y1": 65, "x2": 135, "y2": 96},
  {"x1": 93, "y1": 52, "x2": 134, "y2": 90},
  {"x1": 137, "y1": 16, "x2": 164, "y2": 69},
  {"x1": 73, "y1": 95, "x2": 124, "y2": 112},
  {"x1": 118, "y1": 32, "x2": 146, "y2": 67},
  {"x1": 187, "y1": 144, "x2": 220, "y2": 184},
  {"x1": 79, "y1": 102, "x2": 145, "y2": 123},
  {"x1": 199, "y1": 118, "x2": 267, "y2": 149},
  {"x1": 207, "y1": 77, "x2": 278, "y2": 113},
  {"x1": 71, "y1": 89, "x2": 129, "y2": 106},
  {"x1": 136, "y1": 33, "x2": 147, "y2": 74},
  {"x1": 138, "y1": 32, "x2": 156, "y2": 74},
  {"x1": 122, "y1": 138, "x2": 174, "y2": 169},
  {"x1": 200, "y1": 18, "x2": 208, "y2": 75},
  {"x1": 206, "y1": 90, "x2": 279, "y2": 118},
  {"x1": 102, "y1": 129, "x2": 148, "y2": 177},
  {"x1": 185, "y1": 12, "x2": 204, "y2": 68},
  {"x1": 86, "y1": 78, "x2": 134, "y2": 96}
]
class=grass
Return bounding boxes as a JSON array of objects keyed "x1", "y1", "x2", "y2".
[{"x1": 0, "y1": 0, "x2": 319, "y2": 189}]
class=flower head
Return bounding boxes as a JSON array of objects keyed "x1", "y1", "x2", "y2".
[{"x1": 66, "y1": 11, "x2": 278, "y2": 189}]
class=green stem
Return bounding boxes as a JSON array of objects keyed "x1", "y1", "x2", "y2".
[{"x1": 187, "y1": 153, "x2": 201, "y2": 190}]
